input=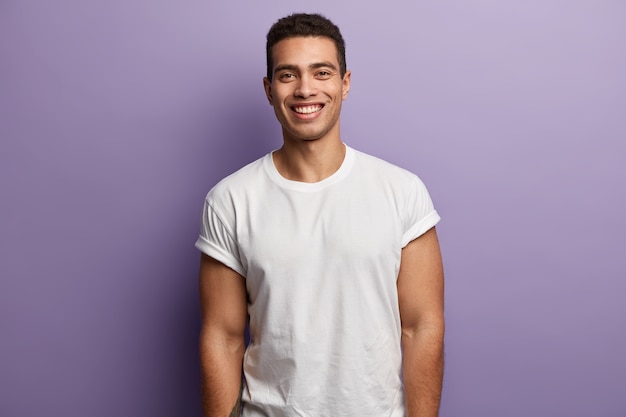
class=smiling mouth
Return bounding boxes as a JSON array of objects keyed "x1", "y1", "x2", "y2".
[{"x1": 292, "y1": 104, "x2": 323, "y2": 114}]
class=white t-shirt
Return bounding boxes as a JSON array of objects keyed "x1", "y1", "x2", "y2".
[{"x1": 195, "y1": 145, "x2": 440, "y2": 417}]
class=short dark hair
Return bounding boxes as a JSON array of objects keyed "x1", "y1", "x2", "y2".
[{"x1": 266, "y1": 13, "x2": 346, "y2": 80}]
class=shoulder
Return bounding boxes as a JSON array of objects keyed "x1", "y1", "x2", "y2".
[
  {"x1": 348, "y1": 146, "x2": 436, "y2": 217},
  {"x1": 200, "y1": 154, "x2": 271, "y2": 231},
  {"x1": 350, "y1": 146, "x2": 425, "y2": 187},
  {"x1": 206, "y1": 154, "x2": 269, "y2": 203}
]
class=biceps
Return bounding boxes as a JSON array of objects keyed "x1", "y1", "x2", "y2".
[
  {"x1": 397, "y1": 227, "x2": 444, "y2": 332},
  {"x1": 199, "y1": 254, "x2": 248, "y2": 339}
]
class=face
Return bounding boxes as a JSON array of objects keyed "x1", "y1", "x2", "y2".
[{"x1": 263, "y1": 36, "x2": 351, "y2": 144}]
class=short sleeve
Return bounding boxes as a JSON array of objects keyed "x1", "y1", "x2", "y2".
[
  {"x1": 401, "y1": 175, "x2": 441, "y2": 247},
  {"x1": 194, "y1": 198, "x2": 247, "y2": 277}
]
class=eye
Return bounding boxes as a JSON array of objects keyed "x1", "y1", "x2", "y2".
[
  {"x1": 279, "y1": 73, "x2": 296, "y2": 81},
  {"x1": 316, "y1": 70, "x2": 333, "y2": 79}
]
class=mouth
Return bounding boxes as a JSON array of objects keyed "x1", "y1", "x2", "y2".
[{"x1": 291, "y1": 104, "x2": 324, "y2": 115}]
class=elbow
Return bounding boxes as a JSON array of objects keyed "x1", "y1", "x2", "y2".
[
  {"x1": 199, "y1": 325, "x2": 247, "y2": 357},
  {"x1": 401, "y1": 315, "x2": 445, "y2": 343}
]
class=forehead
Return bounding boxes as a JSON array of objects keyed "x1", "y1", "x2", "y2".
[{"x1": 271, "y1": 36, "x2": 339, "y2": 67}]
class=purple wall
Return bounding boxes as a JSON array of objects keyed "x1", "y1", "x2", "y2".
[{"x1": 2, "y1": 1, "x2": 625, "y2": 416}]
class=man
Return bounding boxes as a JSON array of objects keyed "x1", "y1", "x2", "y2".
[{"x1": 196, "y1": 13, "x2": 444, "y2": 417}]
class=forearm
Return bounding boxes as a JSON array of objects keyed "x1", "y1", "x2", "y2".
[
  {"x1": 199, "y1": 328, "x2": 246, "y2": 417},
  {"x1": 402, "y1": 325, "x2": 444, "y2": 417}
]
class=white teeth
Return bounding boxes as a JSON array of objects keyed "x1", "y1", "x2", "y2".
[{"x1": 293, "y1": 105, "x2": 322, "y2": 114}]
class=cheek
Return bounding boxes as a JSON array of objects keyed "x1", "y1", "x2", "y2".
[{"x1": 271, "y1": 83, "x2": 290, "y2": 97}]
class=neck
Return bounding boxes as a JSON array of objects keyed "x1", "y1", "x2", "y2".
[{"x1": 272, "y1": 138, "x2": 346, "y2": 183}]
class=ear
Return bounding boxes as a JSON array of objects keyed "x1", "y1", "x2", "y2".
[
  {"x1": 341, "y1": 70, "x2": 351, "y2": 100},
  {"x1": 263, "y1": 77, "x2": 273, "y2": 105}
]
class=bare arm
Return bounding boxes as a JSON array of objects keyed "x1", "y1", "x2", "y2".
[
  {"x1": 397, "y1": 227, "x2": 445, "y2": 417},
  {"x1": 199, "y1": 253, "x2": 248, "y2": 417}
]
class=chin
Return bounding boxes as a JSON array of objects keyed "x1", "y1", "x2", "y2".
[{"x1": 285, "y1": 131, "x2": 324, "y2": 142}]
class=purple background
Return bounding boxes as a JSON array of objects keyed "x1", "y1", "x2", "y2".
[{"x1": 1, "y1": 1, "x2": 625, "y2": 416}]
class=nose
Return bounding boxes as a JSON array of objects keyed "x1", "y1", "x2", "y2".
[{"x1": 294, "y1": 75, "x2": 317, "y2": 98}]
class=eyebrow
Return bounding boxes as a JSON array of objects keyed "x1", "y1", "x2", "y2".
[{"x1": 273, "y1": 61, "x2": 338, "y2": 75}]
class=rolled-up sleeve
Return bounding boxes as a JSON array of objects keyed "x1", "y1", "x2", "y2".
[
  {"x1": 401, "y1": 176, "x2": 441, "y2": 248},
  {"x1": 195, "y1": 198, "x2": 247, "y2": 277}
]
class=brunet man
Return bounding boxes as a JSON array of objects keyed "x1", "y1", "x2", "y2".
[{"x1": 196, "y1": 13, "x2": 444, "y2": 417}]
